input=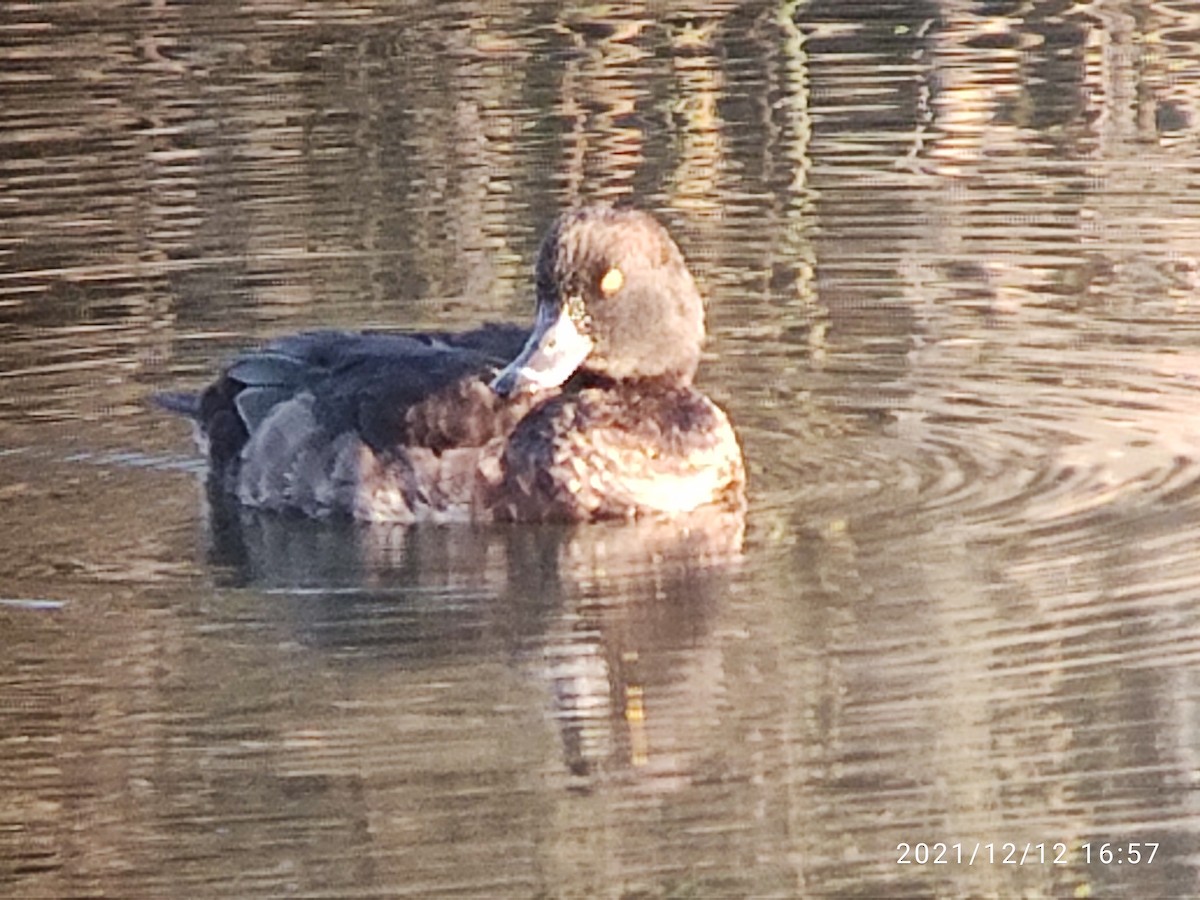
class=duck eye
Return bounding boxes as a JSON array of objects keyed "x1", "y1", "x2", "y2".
[{"x1": 599, "y1": 267, "x2": 624, "y2": 297}]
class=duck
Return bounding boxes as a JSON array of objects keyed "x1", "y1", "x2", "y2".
[{"x1": 156, "y1": 206, "x2": 745, "y2": 523}]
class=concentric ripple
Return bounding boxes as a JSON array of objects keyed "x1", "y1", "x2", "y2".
[{"x1": 739, "y1": 327, "x2": 1200, "y2": 551}]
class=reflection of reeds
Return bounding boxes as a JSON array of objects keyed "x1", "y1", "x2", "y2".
[
  {"x1": 668, "y1": 24, "x2": 725, "y2": 214},
  {"x1": 12, "y1": 4, "x2": 1200, "y2": 898},
  {"x1": 553, "y1": 10, "x2": 652, "y2": 205},
  {"x1": 887, "y1": 3, "x2": 1200, "y2": 330}
]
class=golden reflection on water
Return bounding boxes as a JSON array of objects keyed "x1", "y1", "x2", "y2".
[{"x1": 3, "y1": 1, "x2": 1200, "y2": 898}]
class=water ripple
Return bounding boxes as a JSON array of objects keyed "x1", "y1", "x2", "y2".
[{"x1": 742, "y1": 331, "x2": 1200, "y2": 550}]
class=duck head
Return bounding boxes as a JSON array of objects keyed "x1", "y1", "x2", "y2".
[{"x1": 491, "y1": 206, "x2": 706, "y2": 397}]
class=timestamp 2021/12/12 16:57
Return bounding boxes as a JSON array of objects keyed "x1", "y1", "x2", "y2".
[{"x1": 896, "y1": 841, "x2": 1160, "y2": 866}]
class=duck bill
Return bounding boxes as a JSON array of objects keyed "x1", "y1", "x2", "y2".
[{"x1": 490, "y1": 304, "x2": 593, "y2": 397}]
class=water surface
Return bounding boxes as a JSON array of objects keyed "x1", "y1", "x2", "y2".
[{"x1": 3, "y1": 1, "x2": 1200, "y2": 897}]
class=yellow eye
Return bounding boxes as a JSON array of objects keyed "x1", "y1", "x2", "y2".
[{"x1": 599, "y1": 267, "x2": 624, "y2": 296}]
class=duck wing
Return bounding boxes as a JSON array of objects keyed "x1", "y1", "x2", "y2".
[
  {"x1": 296, "y1": 325, "x2": 531, "y2": 452},
  {"x1": 171, "y1": 323, "x2": 528, "y2": 468}
]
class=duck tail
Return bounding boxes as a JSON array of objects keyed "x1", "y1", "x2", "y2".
[{"x1": 151, "y1": 390, "x2": 202, "y2": 420}]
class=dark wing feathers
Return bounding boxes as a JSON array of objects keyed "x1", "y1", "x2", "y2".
[
  {"x1": 281, "y1": 326, "x2": 523, "y2": 445},
  {"x1": 232, "y1": 386, "x2": 297, "y2": 433},
  {"x1": 225, "y1": 351, "x2": 315, "y2": 392},
  {"x1": 151, "y1": 390, "x2": 202, "y2": 418},
  {"x1": 161, "y1": 323, "x2": 529, "y2": 466}
]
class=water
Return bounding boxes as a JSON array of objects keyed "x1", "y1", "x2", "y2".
[{"x1": 3, "y1": 1, "x2": 1200, "y2": 897}]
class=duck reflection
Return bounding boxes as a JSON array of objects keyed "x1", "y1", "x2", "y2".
[{"x1": 201, "y1": 486, "x2": 743, "y2": 783}]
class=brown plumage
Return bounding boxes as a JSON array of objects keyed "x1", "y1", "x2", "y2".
[
  {"x1": 490, "y1": 384, "x2": 743, "y2": 522},
  {"x1": 157, "y1": 206, "x2": 745, "y2": 523}
]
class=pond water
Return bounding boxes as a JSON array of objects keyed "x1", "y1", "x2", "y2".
[{"x1": 4, "y1": 1, "x2": 1200, "y2": 897}]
